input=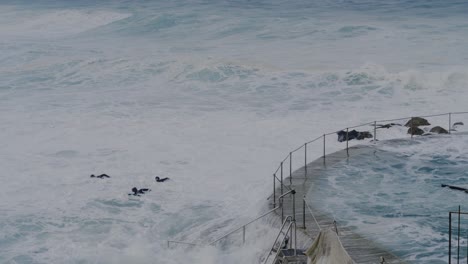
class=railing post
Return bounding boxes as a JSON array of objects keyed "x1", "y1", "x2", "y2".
[
  {"x1": 323, "y1": 134, "x2": 326, "y2": 160},
  {"x1": 292, "y1": 190, "x2": 296, "y2": 222},
  {"x1": 167, "y1": 240, "x2": 170, "y2": 248},
  {"x1": 281, "y1": 199, "x2": 284, "y2": 223},
  {"x1": 458, "y1": 206, "x2": 461, "y2": 264},
  {"x1": 243, "y1": 225, "x2": 246, "y2": 244},
  {"x1": 290, "y1": 224, "x2": 293, "y2": 250},
  {"x1": 289, "y1": 152, "x2": 292, "y2": 184},
  {"x1": 273, "y1": 174, "x2": 276, "y2": 208},
  {"x1": 346, "y1": 128, "x2": 349, "y2": 156},
  {"x1": 374, "y1": 121, "x2": 377, "y2": 141},
  {"x1": 450, "y1": 211, "x2": 452, "y2": 264},
  {"x1": 280, "y1": 162, "x2": 283, "y2": 196},
  {"x1": 411, "y1": 117, "x2": 414, "y2": 139},
  {"x1": 449, "y1": 112, "x2": 452, "y2": 134},
  {"x1": 303, "y1": 197, "x2": 306, "y2": 229},
  {"x1": 304, "y1": 143, "x2": 307, "y2": 174}
]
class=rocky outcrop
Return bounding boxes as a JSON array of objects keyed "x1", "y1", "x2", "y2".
[
  {"x1": 430, "y1": 126, "x2": 448, "y2": 134},
  {"x1": 337, "y1": 130, "x2": 373, "y2": 142},
  {"x1": 404, "y1": 117, "x2": 430, "y2": 127},
  {"x1": 407, "y1": 126, "x2": 424, "y2": 135}
]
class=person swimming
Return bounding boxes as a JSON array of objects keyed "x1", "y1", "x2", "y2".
[
  {"x1": 155, "y1": 176, "x2": 169, "y2": 182},
  {"x1": 90, "y1": 174, "x2": 110, "y2": 178},
  {"x1": 129, "y1": 187, "x2": 151, "y2": 196}
]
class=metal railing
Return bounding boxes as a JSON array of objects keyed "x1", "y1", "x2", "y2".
[
  {"x1": 449, "y1": 206, "x2": 468, "y2": 264},
  {"x1": 269, "y1": 111, "x2": 468, "y2": 262},
  {"x1": 168, "y1": 111, "x2": 468, "y2": 256},
  {"x1": 278, "y1": 189, "x2": 296, "y2": 224},
  {"x1": 209, "y1": 206, "x2": 280, "y2": 246},
  {"x1": 271, "y1": 111, "x2": 468, "y2": 201},
  {"x1": 263, "y1": 216, "x2": 298, "y2": 264},
  {"x1": 167, "y1": 206, "x2": 280, "y2": 248},
  {"x1": 168, "y1": 189, "x2": 298, "y2": 248}
]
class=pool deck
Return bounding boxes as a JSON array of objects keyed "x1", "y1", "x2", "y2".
[{"x1": 270, "y1": 143, "x2": 407, "y2": 264}]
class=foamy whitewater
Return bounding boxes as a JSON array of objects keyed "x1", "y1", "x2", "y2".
[{"x1": 1, "y1": 0, "x2": 468, "y2": 263}]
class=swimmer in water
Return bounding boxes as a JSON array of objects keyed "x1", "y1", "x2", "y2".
[
  {"x1": 155, "y1": 176, "x2": 169, "y2": 182},
  {"x1": 90, "y1": 174, "x2": 110, "y2": 178},
  {"x1": 129, "y1": 187, "x2": 151, "y2": 196}
]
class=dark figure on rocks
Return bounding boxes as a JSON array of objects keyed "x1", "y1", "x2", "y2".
[
  {"x1": 129, "y1": 187, "x2": 151, "y2": 196},
  {"x1": 90, "y1": 174, "x2": 110, "y2": 178},
  {"x1": 374, "y1": 123, "x2": 401, "y2": 129},
  {"x1": 452, "y1": 122, "x2": 464, "y2": 131},
  {"x1": 337, "y1": 130, "x2": 372, "y2": 142},
  {"x1": 155, "y1": 176, "x2": 169, "y2": 182}
]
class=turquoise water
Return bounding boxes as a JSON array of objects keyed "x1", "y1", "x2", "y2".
[{"x1": 308, "y1": 135, "x2": 468, "y2": 263}]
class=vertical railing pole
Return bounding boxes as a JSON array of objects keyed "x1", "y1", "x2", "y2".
[
  {"x1": 243, "y1": 225, "x2": 246, "y2": 244},
  {"x1": 290, "y1": 225, "x2": 293, "y2": 250},
  {"x1": 458, "y1": 206, "x2": 461, "y2": 264},
  {"x1": 346, "y1": 128, "x2": 349, "y2": 156},
  {"x1": 304, "y1": 143, "x2": 307, "y2": 175},
  {"x1": 167, "y1": 241, "x2": 170, "y2": 248},
  {"x1": 374, "y1": 121, "x2": 377, "y2": 141},
  {"x1": 323, "y1": 134, "x2": 326, "y2": 160},
  {"x1": 280, "y1": 162, "x2": 283, "y2": 196},
  {"x1": 281, "y1": 198, "x2": 284, "y2": 224},
  {"x1": 294, "y1": 222, "x2": 297, "y2": 256},
  {"x1": 450, "y1": 212, "x2": 453, "y2": 264},
  {"x1": 303, "y1": 197, "x2": 306, "y2": 229},
  {"x1": 291, "y1": 191, "x2": 296, "y2": 250},
  {"x1": 273, "y1": 174, "x2": 276, "y2": 208},
  {"x1": 289, "y1": 152, "x2": 292, "y2": 184},
  {"x1": 449, "y1": 112, "x2": 452, "y2": 134},
  {"x1": 292, "y1": 191, "x2": 296, "y2": 222},
  {"x1": 411, "y1": 117, "x2": 414, "y2": 139}
]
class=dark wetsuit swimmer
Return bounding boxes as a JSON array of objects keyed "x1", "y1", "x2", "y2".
[
  {"x1": 90, "y1": 174, "x2": 110, "y2": 178},
  {"x1": 155, "y1": 176, "x2": 169, "y2": 182},
  {"x1": 129, "y1": 187, "x2": 151, "y2": 196}
]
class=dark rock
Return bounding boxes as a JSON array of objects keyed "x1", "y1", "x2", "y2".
[
  {"x1": 404, "y1": 117, "x2": 430, "y2": 127},
  {"x1": 357, "y1": 131, "x2": 373, "y2": 140},
  {"x1": 430, "y1": 126, "x2": 448, "y2": 134},
  {"x1": 337, "y1": 130, "x2": 373, "y2": 142},
  {"x1": 407, "y1": 126, "x2": 424, "y2": 135}
]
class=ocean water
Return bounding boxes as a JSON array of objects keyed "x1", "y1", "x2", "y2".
[{"x1": 1, "y1": 0, "x2": 468, "y2": 263}]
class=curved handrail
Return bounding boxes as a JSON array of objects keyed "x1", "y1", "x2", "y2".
[
  {"x1": 168, "y1": 112, "x2": 468, "y2": 256},
  {"x1": 275, "y1": 113, "x2": 467, "y2": 263},
  {"x1": 270, "y1": 221, "x2": 297, "y2": 264},
  {"x1": 271, "y1": 111, "x2": 468, "y2": 195},
  {"x1": 303, "y1": 197, "x2": 321, "y2": 231},
  {"x1": 168, "y1": 206, "x2": 280, "y2": 249},
  {"x1": 263, "y1": 216, "x2": 294, "y2": 264},
  {"x1": 209, "y1": 206, "x2": 280, "y2": 245}
]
